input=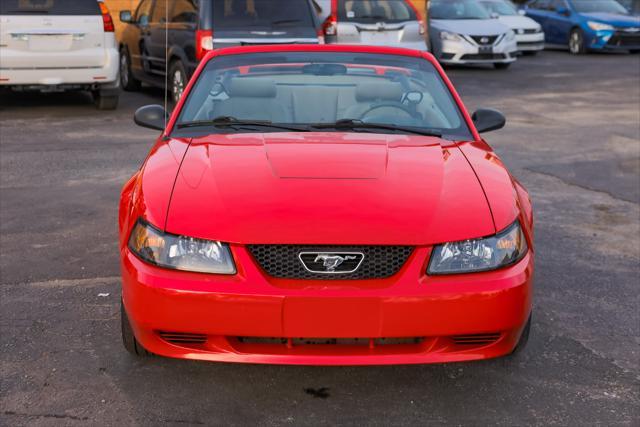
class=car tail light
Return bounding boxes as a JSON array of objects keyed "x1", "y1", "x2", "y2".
[
  {"x1": 98, "y1": 1, "x2": 115, "y2": 33},
  {"x1": 322, "y1": 16, "x2": 338, "y2": 36},
  {"x1": 196, "y1": 29, "x2": 214, "y2": 61}
]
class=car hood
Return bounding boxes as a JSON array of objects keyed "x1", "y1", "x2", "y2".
[
  {"x1": 497, "y1": 15, "x2": 541, "y2": 30},
  {"x1": 162, "y1": 133, "x2": 497, "y2": 245},
  {"x1": 430, "y1": 19, "x2": 512, "y2": 35},
  {"x1": 580, "y1": 12, "x2": 640, "y2": 27}
]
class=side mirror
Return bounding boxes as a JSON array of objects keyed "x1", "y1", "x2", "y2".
[
  {"x1": 472, "y1": 108, "x2": 506, "y2": 133},
  {"x1": 120, "y1": 10, "x2": 133, "y2": 23},
  {"x1": 556, "y1": 6, "x2": 570, "y2": 16},
  {"x1": 134, "y1": 105, "x2": 168, "y2": 131},
  {"x1": 490, "y1": 12, "x2": 500, "y2": 19},
  {"x1": 518, "y1": 9, "x2": 526, "y2": 16}
]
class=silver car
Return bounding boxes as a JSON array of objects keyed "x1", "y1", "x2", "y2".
[
  {"x1": 318, "y1": 0, "x2": 428, "y2": 51},
  {"x1": 429, "y1": 0, "x2": 518, "y2": 68},
  {"x1": 479, "y1": 0, "x2": 545, "y2": 55}
]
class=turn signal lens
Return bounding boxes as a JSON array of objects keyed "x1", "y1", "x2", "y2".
[
  {"x1": 128, "y1": 220, "x2": 236, "y2": 275},
  {"x1": 428, "y1": 221, "x2": 528, "y2": 275}
]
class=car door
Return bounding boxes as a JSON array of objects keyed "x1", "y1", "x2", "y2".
[
  {"x1": 128, "y1": 0, "x2": 155, "y2": 76},
  {"x1": 525, "y1": 0, "x2": 551, "y2": 31},
  {"x1": 167, "y1": 0, "x2": 198, "y2": 72},
  {"x1": 545, "y1": 0, "x2": 573, "y2": 44},
  {"x1": 146, "y1": 0, "x2": 169, "y2": 76}
]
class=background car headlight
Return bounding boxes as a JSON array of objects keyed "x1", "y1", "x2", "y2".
[
  {"x1": 428, "y1": 221, "x2": 528, "y2": 275},
  {"x1": 128, "y1": 220, "x2": 236, "y2": 274},
  {"x1": 440, "y1": 31, "x2": 462, "y2": 42},
  {"x1": 587, "y1": 21, "x2": 614, "y2": 31}
]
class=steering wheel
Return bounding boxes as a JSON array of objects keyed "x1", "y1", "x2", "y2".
[{"x1": 359, "y1": 103, "x2": 417, "y2": 121}]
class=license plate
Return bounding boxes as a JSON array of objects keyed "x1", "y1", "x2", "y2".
[
  {"x1": 479, "y1": 46, "x2": 494, "y2": 54},
  {"x1": 29, "y1": 35, "x2": 72, "y2": 52}
]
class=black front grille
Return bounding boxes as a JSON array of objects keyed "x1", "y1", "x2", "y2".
[
  {"x1": 470, "y1": 35, "x2": 499, "y2": 45},
  {"x1": 523, "y1": 28, "x2": 541, "y2": 34},
  {"x1": 247, "y1": 245, "x2": 414, "y2": 280},
  {"x1": 452, "y1": 333, "x2": 501, "y2": 346},
  {"x1": 607, "y1": 31, "x2": 640, "y2": 47},
  {"x1": 158, "y1": 331, "x2": 207, "y2": 345},
  {"x1": 461, "y1": 53, "x2": 506, "y2": 60}
]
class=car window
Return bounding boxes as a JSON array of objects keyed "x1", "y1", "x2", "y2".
[
  {"x1": 0, "y1": 0, "x2": 101, "y2": 15},
  {"x1": 171, "y1": 0, "x2": 197, "y2": 23},
  {"x1": 570, "y1": 0, "x2": 630, "y2": 14},
  {"x1": 176, "y1": 52, "x2": 472, "y2": 140},
  {"x1": 135, "y1": 0, "x2": 154, "y2": 25},
  {"x1": 479, "y1": 1, "x2": 519, "y2": 15},
  {"x1": 528, "y1": 0, "x2": 550, "y2": 10},
  {"x1": 430, "y1": 0, "x2": 492, "y2": 20},
  {"x1": 212, "y1": 0, "x2": 315, "y2": 29},
  {"x1": 549, "y1": 0, "x2": 566, "y2": 11},
  {"x1": 151, "y1": 0, "x2": 168, "y2": 23},
  {"x1": 338, "y1": 0, "x2": 417, "y2": 23}
]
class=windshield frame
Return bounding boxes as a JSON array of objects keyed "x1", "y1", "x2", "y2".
[
  {"x1": 166, "y1": 47, "x2": 480, "y2": 142},
  {"x1": 570, "y1": 0, "x2": 631, "y2": 14},
  {"x1": 430, "y1": 0, "x2": 493, "y2": 20}
]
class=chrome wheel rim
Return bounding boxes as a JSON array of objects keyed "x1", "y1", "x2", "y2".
[
  {"x1": 569, "y1": 32, "x2": 581, "y2": 54},
  {"x1": 172, "y1": 70, "x2": 184, "y2": 103},
  {"x1": 120, "y1": 53, "x2": 129, "y2": 86}
]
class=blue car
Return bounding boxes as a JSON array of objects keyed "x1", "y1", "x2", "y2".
[{"x1": 523, "y1": 0, "x2": 640, "y2": 53}]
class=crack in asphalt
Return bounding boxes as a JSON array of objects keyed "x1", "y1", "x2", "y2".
[{"x1": 2, "y1": 410, "x2": 90, "y2": 421}]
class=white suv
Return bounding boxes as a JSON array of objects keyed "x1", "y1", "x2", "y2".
[{"x1": 0, "y1": 0, "x2": 120, "y2": 109}]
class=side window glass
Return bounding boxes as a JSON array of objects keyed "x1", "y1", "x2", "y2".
[
  {"x1": 151, "y1": 0, "x2": 168, "y2": 23},
  {"x1": 171, "y1": 0, "x2": 197, "y2": 23},
  {"x1": 135, "y1": 0, "x2": 153, "y2": 25}
]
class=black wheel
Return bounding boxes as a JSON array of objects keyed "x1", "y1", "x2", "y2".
[
  {"x1": 510, "y1": 313, "x2": 532, "y2": 357},
  {"x1": 121, "y1": 301, "x2": 152, "y2": 357},
  {"x1": 521, "y1": 50, "x2": 538, "y2": 56},
  {"x1": 93, "y1": 91, "x2": 119, "y2": 110},
  {"x1": 494, "y1": 62, "x2": 512, "y2": 70},
  {"x1": 630, "y1": 49, "x2": 640, "y2": 54},
  {"x1": 169, "y1": 60, "x2": 187, "y2": 104},
  {"x1": 569, "y1": 28, "x2": 586, "y2": 54},
  {"x1": 120, "y1": 47, "x2": 141, "y2": 91}
]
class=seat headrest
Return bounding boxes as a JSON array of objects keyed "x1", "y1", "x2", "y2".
[
  {"x1": 228, "y1": 78, "x2": 277, "y2": 98},
  {"x1": 356, "y1": 82, "x2": 403, "y2": 103}
]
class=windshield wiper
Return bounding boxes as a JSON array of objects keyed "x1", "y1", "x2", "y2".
[
  {"x1": 176, "y1": 116, "x2": 310, "y2": 132},
  {"x1": 311, "y1": 119, "x2": 443, "y2": 137}
]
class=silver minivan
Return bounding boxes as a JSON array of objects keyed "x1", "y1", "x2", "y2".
[{"x1": 317, "y1": 0, "x2": 428, "y2": 51}]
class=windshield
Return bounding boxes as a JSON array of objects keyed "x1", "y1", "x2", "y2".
[
  {"x1": 212, "y1": 0, "x2": 315, "y2": 28},
  {"x1": 337, "y1": 0, "x2": 418, "y2": 23},
  {"x1": 175, "y1": 52, "x2": 472, "y2": 140},
  {"x1": 571, "y1": 0, "x2": 630, "y2": 14},
  {"x1": 479, "y1": 0, "x2": 519, "y2": 16},
  {"x1": 0, "y1": 0, "x2": 101, "y2": 15},
  {"x1": 430, "y1": 0, "x2": 492, "y2": 20}
]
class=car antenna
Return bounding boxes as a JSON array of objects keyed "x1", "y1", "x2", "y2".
[{"x1": 163, "y1": 0, "x2": 169, "y2": 131}]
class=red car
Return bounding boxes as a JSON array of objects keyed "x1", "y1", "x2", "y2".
[{"x1": 120, "y1": 45, "x2": 534, "y2": 365}]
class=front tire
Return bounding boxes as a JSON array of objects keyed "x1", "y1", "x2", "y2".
[
  {"x1": 521, "y1": 50, "x2": 538, "y2": 56},
  {"x1": 120, "y1": 47, "x2": 141, "y2": 91},
  {"x1": 121, "y1": 301, "x2": 151, "y2": 357},
  {"x1": 494, "y1": 62, "x2": 512, "y2": 70},
  {"x1": 169, "y1": 60, "x2": 187, "y2": 104},
  {"x1": 569, "y1": 28, "x2": 586, "y2": 54}
]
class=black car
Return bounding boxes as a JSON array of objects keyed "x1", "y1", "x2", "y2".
[{"x1": 118, "y1": 0, "x2": 322, "y2": 103}]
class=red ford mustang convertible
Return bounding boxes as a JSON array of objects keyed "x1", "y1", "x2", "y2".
[{"x1": 119, "y1": 45, "x2": 534, "y2": 365}]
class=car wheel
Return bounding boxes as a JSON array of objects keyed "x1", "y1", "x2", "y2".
[
  {"x1": 169, "y1": 61, "x2": 187, "y2": 104},
  {"x1": 569, "y1": 28, "x2": 586, "y2": 54},
  {"x1": 120, "y1": 47, "x2": 141, "y2": 91},
  {"x1": 509, "y1": 313, "x2": 532, "y2": 357},
  {"x1": 121, "y1": 301, "x2": 152, "y2": 357},
  {"x1": 494, "y1": 62, "x2": 512, "y2": 70},
  {"x1": 93, "y1": 91, "x2": 119, "y2": 110}
]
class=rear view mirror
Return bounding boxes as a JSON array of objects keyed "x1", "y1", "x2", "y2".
[
  {"x1": 134, "y1": 105, "x2": 168, "y2": 131},
  {"x1": 120, "y1": 10, "x2": 132, "y2": 23},
  {"x1": 472, "y1": 108, "x2": 506, "y2": 133}
]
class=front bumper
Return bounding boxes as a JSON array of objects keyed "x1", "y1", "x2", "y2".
[
  {"x1": 438, "y1": 35, "x2": 518, "y2": 65},
  {"x1": 515, "y1": 32, "x2": 545, "y2": 51},
  {"x1": 587, "y1": 29, "x2": 640, "y2": 51},
  {"x1": 121, "y1": 245, "x2": 534, "y2": 365}
]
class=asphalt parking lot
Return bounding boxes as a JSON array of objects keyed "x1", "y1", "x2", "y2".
[{"x1": 1, "y1": 50, "x2": 639, "y2": 426}]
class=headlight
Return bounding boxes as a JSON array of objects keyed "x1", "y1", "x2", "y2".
[
  {"x1": 587, "y1": 21, "x2": 614, "y2": 31},
  {"x1": 128, "y1": 220, "x2": 236, "y2": 274},
  {"x1": 440, "y1": 31, "x2": 462, "y2": 41},
  {"x1": 505, "y1": 30, "x2": 516, "y2": 41},
  {"x1": 428, "y1": 221, "x2": 528, "y2": 275}
]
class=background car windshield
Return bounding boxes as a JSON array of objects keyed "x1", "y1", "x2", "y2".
[
  {"x1": 480, "y1": 0, "x2": 519, "y2": 16},
  {"x1": 212, "y1": 0, "x2": 314, "y2": 28},
  {"x1": 430, "y1": 0, "x2": 492, "y2": 20},
  {"x1": 571, "y1": 0, "x2": 630, "y2": 14},
  {"x1": 177, "y1": 52, "x2": 471, "y2": 139},
  {"x1": 0, "y1": 0, "x2": 101, "y2": 15},
  {"x1": 337, "y1": 0, "x2": 418, "y2": 23}
]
